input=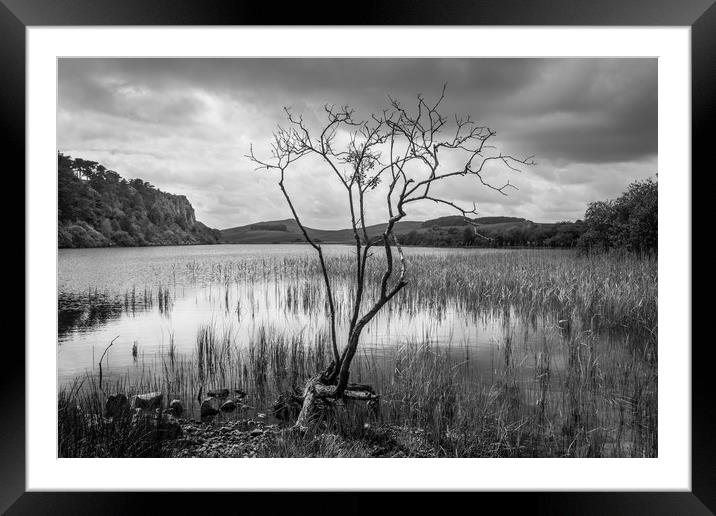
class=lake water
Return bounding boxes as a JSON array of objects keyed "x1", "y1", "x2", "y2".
[
  {"x1": 58, "y1": 244, "x2": 642, "y2": 393},
  {"x1": 57, "y1": 244, "x2": 657, "y2": 456},
  {"x1": 58, "y1": 244, "x2": 549, "y2": 384}
]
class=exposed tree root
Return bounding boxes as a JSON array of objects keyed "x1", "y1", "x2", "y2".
[{"x1": 292, "y1": 376, "x2": 380, "y2": 432}]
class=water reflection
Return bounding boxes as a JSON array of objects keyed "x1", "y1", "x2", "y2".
[
  {"x1": 57, "y1": 244, "x2": 643, "y2": 387},
  {"x1": 58, "y1": 292, "x2": 125, "y2": 338}
]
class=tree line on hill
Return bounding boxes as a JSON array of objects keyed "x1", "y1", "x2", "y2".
[
  {"x1": 401, "y1": 176, "x2": 657, "y2": 254},
  {"x1": 400, "y1": 219, "x2": 586, "y2": 248},
  {"x1": 249, "y1": 223, "x2": 288, "y2": 232},
  {"x1": 58, "y1": 153, "x2": 221, "y2": 248}
]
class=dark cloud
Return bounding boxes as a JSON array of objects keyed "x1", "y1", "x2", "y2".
[{"x1": 58, "y1": 58, "x2": 657, "y2": 228}]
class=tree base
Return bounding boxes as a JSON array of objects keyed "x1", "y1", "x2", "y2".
[{"x1": 291, "y1": 376, "x2": 380, "y2": 432}]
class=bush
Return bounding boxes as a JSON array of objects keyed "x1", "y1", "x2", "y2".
[
  {"x1": 578, "y1": 177, "x2": 657, "y2": 254},
  {"x1": 66, "y1": 222, "x2": 109, "y2": 247},
  {"x1": 58, "y1": 225, "x2": 74, "y2": 248},
  {"x1": 111, "y1": 230, "x2": 136, "y2": 247}
]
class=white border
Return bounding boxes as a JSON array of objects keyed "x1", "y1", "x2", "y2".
[{"x1": 27, "y1": 27, "x2": 691, "y2": 491}]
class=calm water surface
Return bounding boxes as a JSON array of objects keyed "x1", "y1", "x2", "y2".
[{"x1": 58, "y1": 244, "x2": 573, "y2": 384}]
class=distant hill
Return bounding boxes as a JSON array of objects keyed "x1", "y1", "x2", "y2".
[
  {"x1": 420, "y1": 215, "x2": 527, "y2": 228},
  {"x1": 58, "y1": 153, "x2": 221, "y2": 248},
  {"x1": 220, "y1": 215, "x2": 586, "y2": 248},
  {"x1": 221, "y1": 218, "x2": 424, "y2": 245}
]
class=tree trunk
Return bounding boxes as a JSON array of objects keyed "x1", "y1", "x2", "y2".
[{"x1": 292, "y1": 373, "x2": 379, "y2": 431}]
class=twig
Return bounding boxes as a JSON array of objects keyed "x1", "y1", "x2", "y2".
[{"x1": 98, "y1": 335, "x2": 119, "y2": 392}]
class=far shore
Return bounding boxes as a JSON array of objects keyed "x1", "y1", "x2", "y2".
[{"x1": 59, "y1": 241, "x2": 579, "y2": 250}]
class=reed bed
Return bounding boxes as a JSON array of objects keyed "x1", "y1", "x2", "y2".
[
  {"x1": 59, "y1": 327, "x2": 656, "y2": 457},
  {"x1": 162, "y1": 249, "x2": 657, "y2": 335},
  {"x1": 58, "y1": 248, "x2": 657, "y2": 458}
]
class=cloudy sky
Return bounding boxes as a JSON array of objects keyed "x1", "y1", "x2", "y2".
[{"x1": 58, "y1": 58, "x2": 657, "y2": 230}]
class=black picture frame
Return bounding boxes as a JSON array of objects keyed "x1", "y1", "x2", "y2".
[{"x1": 5, "y1": 1, "x2": 710, "y2": 513}]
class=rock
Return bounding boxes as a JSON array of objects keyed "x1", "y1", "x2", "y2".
[
  {"x1": 105, "y1": 393, "x2": 129, "y2": 418},
  {"x1": 130, "y1": 392, "x2": 163, "y2": 411},
  {"x1": 207, "y1": 388, "x2": 229, "y2": 399},
  {"x1": 200, "y1": 397, "x2": 221, "y2": 418},
  {"x1": 234, "y1": 389, "x2": 247, "y2": 398},
  {"x1": 220, "y1": 400, "x2": 237, "y2": 412},
  {"x1": 250, "y1": 429, "x2": 264, "y2": 437},
  {"x1": 168, "y1": 399, "x2": 184, "y2": 416}
]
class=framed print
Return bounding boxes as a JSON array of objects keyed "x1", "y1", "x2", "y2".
[{"x1": 6, "y1": 0, "x2": 712, "y2": 513}]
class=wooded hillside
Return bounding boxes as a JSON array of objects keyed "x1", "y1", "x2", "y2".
[{"x1": 58, "y1": 153, "x2": 221, "y2": 248}]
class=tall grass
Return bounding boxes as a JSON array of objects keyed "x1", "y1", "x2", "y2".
[
  {"x1": 58, "y1": 249, "x2": 657, "y2": 457},
  {"x1": 60, "y1": 325, "x2": 656, "y2": 457},
  {"x1": 59, "y1": 378, "x2": 167, "y2": 457},
  {"x1": 172, "y1": 249, "x2": 657, "y2": 335}
]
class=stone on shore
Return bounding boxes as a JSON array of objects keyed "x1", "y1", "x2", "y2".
[
  {"x1": 200, "y1": 397, "x2": 221, "y2": 418},
  {"x1": 130, "y1": 392, "x2": 163, "y2": 411},
  {"x1": 105, "y1": 393, "x2": 129, "y2": 418},
  {"x1": 207, "y1": 388, "x2": 230, "y2": 399},
  {"x1": 220, "y1": 400, "x2": 237, "y2": 412},
  {"x1": 168, "y1": 399, "x2": 184, "y2": 416}
]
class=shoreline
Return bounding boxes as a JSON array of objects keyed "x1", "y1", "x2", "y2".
[{"x1": 59, "y1": 241, "x2": 583, "y2": 250}]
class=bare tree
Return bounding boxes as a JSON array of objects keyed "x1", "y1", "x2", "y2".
[{"x1": 248, "y1": 87, "x2": 534, "y2": 430}]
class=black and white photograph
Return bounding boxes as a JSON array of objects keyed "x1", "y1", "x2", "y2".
[{"x1": 56, "y1": 57, "x2": 658, "y2": 459}]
